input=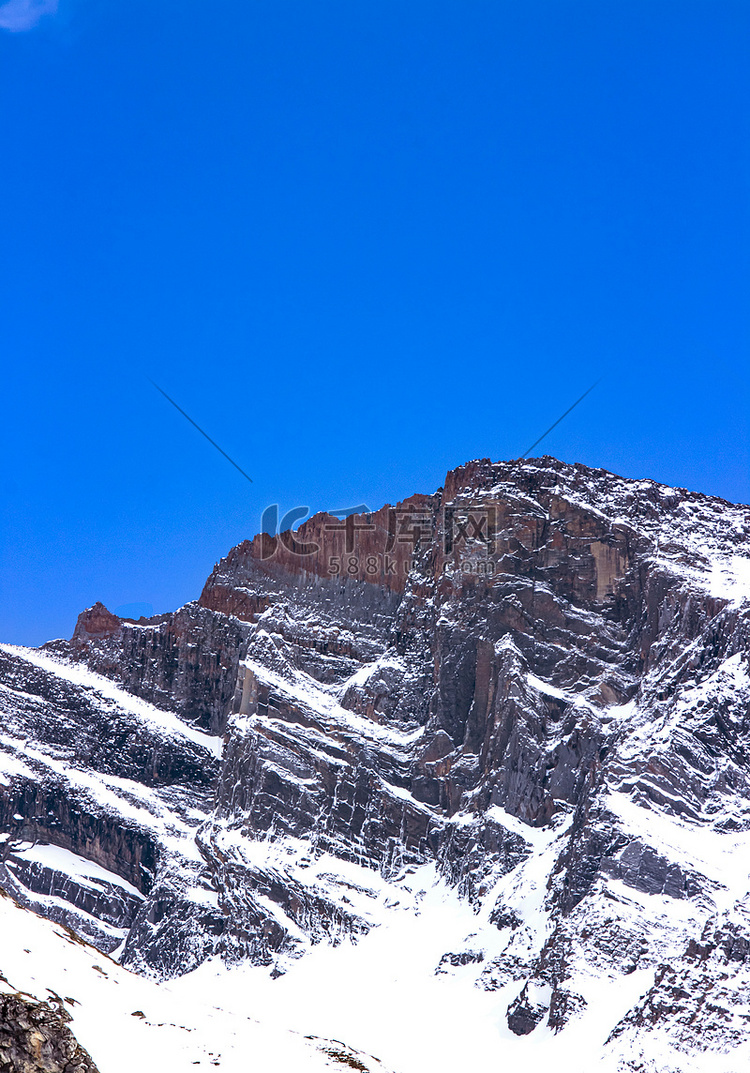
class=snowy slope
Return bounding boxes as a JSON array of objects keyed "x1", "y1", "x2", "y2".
[{"x1": 0, "y1": 888, "x2": 393, "y2": 1072}]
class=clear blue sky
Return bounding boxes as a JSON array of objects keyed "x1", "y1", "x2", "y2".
[{"x1": 1, "y1": 0, "x2": 748, "y2": 646}]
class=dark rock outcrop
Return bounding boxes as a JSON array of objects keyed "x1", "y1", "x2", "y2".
[{"x1": 0, "y1": 992, "x2": 99, "y2": 1073}]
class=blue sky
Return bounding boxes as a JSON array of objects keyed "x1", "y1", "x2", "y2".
[{"x1": 1, "y1": 0, "x2": 748, "y2": 645}]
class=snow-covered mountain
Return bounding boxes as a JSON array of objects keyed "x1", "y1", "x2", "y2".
[{"x1": 2, "y1": 455, "x2": 750, "y2": 1072}]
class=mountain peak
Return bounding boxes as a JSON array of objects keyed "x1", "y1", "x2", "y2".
[{"x1": 2, "y1": 456, "x2": 750, "y2": 1070}]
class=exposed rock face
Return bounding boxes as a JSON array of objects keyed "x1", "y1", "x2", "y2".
[
  {"x1": 0, "y1": 643, "x2": 223, "y2": 967},
  {"x1": 506, "y1": 982, "x2": 548, "y2": 1035},
  {"x1": 199, "y1": 494, "x2": 437, "y2": 602},
  {"x1": 57, "y1": 602, "x2": 249, "y2": 735},
  {"x1": 1, "y1": 455, "x2": 750, "y2": 1068},
  {"x1": 0, "y1": 992, "x2": 99, "y2": 1073},
  {"x1": 603, "y1": 907, "x2": 750, "y2": 1067}
]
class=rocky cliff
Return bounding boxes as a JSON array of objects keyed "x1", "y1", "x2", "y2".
[
  {"x1": 2, "y1": 455, "x2": 750, "y2": 1072},
  {"x1": 0, "y1": 992, "x2": 100, "y2": 1073}
]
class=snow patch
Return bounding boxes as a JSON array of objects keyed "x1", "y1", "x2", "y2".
[
  {"x1": 0, "y1": 645, "x2": 223, "y2": 758},
  {"x1": 10, "y1": 843, "x2": 144, "y2": 899}
]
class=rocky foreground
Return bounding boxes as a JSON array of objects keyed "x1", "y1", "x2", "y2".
[{"x1": 1, "y1": 455, "x2": 750, "y2": 1072}]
